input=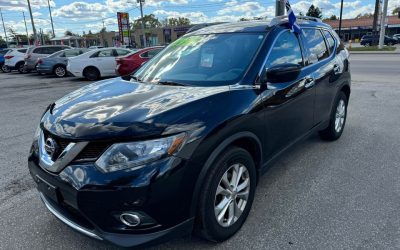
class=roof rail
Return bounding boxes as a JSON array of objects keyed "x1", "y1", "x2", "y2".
[{"x1": 270, "y1": 15, "x2": 322, "y2": 26}]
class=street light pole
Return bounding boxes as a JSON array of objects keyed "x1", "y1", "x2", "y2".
[
  {"x1": 23, "y1": 12, "x2": 30, "y2": 45},
  {"x1": 338, "y1": 0, "x2": 344, "y2": 38},
  {"x1": 378, "y1": 0, "x2": 388, "y2": 49},
  {"x1": 0, "y1": 8, "x2": 9, "y2": 48},
  {"x1": 47, "y1": 0, "x2": 55, "y2": 38},
  {"x1": 27, "y1": 0, "x2": 38, "y2": 45},
  {"x1": 138, "y1": 0, "x2": 147, "y2": 48}
]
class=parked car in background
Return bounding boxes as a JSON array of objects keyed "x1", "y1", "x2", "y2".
[
  {"x1": 24, "y1": 45, "x2": 71, "y2": 72},
  {"x1": 37, "y1": 48, "x2": 89, "y2": 77},
  {"x1": 393, "y1": 34, "x2": 400, "y2": 40},
  {"x1": 88, "y1": 46, "x2": 104, "y2": 49},
  {"x1": 67, "y1": 47, "x2": 131, "y2": 80},
  {"x1": 0, "y1": 49, "x2": 11, "y2": 72},
  {"x1": 116, "y1": 46, "x2": 164, "y2": 77},
  {"x1": 360, "y1": 35, "x2": 398, "y2": 46},
  {"x1": 3, "y1": 48, "x2": 28, "y2": 73}
]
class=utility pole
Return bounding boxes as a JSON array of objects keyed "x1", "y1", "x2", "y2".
[
  {"x1": 138, "y1": 0, "x2": 147, "y2": 47},
  {"x1": 275, "y1": 0, "x2": 285, "y2": 16},
  {"x1": 372, "y1": 0, "x2": 380, "y2": 35},
  {"x1": 47, "y1": 0, "x2": 55, "y2": 38},
  {"x1": 27, "y1": 0, "x2": 38, "y2": 45},
  {"x1": 23, "y1": 12, "x2": 30, "y2": 45},
  {"x1": 378, "y1": 0, "x2": 388, "y2": 49},
  {"x1": 0, "y1": 8, "x2": 9, "y2": 48},
  {"x1": 338, "y1": 0, "x2": 344, "y2": 38}
]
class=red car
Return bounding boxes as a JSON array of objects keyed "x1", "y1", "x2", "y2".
[{"x1": 116, "y1": 46, "x2": 164, "y2": 76}]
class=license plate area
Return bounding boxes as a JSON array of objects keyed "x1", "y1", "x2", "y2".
[{"x1": 35, "y1": 175, "x2": 60, "y2": 203}]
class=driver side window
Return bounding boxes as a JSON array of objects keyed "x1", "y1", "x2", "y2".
[{"x1": 265, "y1": 30, "x2": 304, "y2": 69}]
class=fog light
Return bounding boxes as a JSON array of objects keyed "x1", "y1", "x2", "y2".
[{"x1": 120, "y1": 213, "x2": 141, "y2": 227}]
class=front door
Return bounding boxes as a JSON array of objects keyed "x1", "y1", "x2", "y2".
[{"x1": 261, "y1": 29, "x2": 316, "y2": 157}]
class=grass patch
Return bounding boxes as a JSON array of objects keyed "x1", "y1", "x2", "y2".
[{"x1": 348, "y1": 46, "x2": 396, "y2": 51}]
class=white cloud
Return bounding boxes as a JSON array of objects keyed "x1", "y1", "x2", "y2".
[
  {"x1": 218, "y1": 1, "x2": 266, "y2": 16},
  {"x1": 53, "y1": 2, "x2": 109, "y2": 20},
  {"x1": 0, "y1": 0, "x2": 55, "y2": 11},
  {"x1": 154, "y1": 10, "x2": 208, "y2": 23}
]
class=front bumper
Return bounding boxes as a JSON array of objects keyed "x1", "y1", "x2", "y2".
[
  {"x1": 39, "y1": 192, "x2": 194, "y2": 247},
  {"x1": 28, "y1": 154, "x2": 197, "y2": 247}
]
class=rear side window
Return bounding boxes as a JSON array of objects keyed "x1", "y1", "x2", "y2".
[
  {"x1": 91, "y1": 49, "x2": 114, "y2": 58},
  {"x1": 18, "y1": 49, "x2": 27, "y2": 53},
  {"x1": 265, "y1": 30, "x2": 303, "y2": 69},
  {"x1": 33, "y1": 47, "x2": 45, "y2": 54},
  {"x1": 323, "y1": 30, "x2": 336, "y2": 54},
  {"x1": 303, "y1": 29, "x2": 329, "y2": 64}
]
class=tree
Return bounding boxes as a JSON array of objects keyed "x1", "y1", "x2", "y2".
[
  {"x1": 165, "y1": 17, "x2": 191, "y2": 26},
  {"x1": 355, "y1": 13, "x2": 373, "y2": 19},
  {"x1": 392, "y1": 7, "x2": 400, "y2": 15},
  {"x1": 329, "y1": 14, "x2": 338, "y2": 20},
  {"x1": 306, "y1": 5, "x2": 322, "y2": 18},
  {"x1": 64, "y1": 30, "x2": 79, "y2": 36},
  {"x1": 132, "y1": 14, "x2": 161, "y2": 29}
]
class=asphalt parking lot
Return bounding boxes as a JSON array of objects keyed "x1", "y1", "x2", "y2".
[{"x1": 0, "y1": 54, "x2": 400, "y2": 249}]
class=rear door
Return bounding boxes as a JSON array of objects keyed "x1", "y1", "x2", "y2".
[{"x1": 262, "y1": 29, "x2": 316, "y2": 155}]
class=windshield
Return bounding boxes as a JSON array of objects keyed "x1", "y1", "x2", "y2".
[{"x1": 133, "y1": 33, "x2": 265, "y2": 86}]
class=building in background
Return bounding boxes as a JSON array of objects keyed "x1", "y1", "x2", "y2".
[{"x1": 325, "y1": 15, "x2": 400, "y2": 42}]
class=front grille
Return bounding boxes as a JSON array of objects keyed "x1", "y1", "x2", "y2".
[
  {"x1": 43, "y1": 131, "x2": 109, "y2": 163},
  {"x1": 73, "y1": 142, "x2": 110, "y2": 162}
]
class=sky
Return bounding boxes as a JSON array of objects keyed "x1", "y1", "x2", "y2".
[{"x1": 0, "y1": 0, "x2": 399, "y2": 37}]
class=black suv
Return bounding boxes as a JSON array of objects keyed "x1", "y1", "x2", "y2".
[
  {"x1": 360, "y1": 34, "x2": 398, "y2": 46},
  {"x1": 29, "y1": 18, "x2": 351, "y2": 248}
]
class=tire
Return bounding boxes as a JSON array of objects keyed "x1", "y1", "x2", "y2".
[
  {"x1": 53, "y1": 65, "x2": 66, "y2": 77},
  {"x1": 388, "y1": 42, "x2": 393, "y2": 46},
  {"x1": 319, "y1": 91, "x2": 348, "y2": 141},
  {"x1": 17, "y1": 62, "x2": 27, "y2": 74},
  {"x1": 195, "y1": 146, "x2": 256, "y2": 242},
  {"x1": 365, "y1": 42, "x2": 371, "y2": 47},
  {"x1": 2, "y1": 64, "x2": 11, "y2": 73},
  {"x1": 83, "y1": 67, "x2": 100, "y2": 81}
]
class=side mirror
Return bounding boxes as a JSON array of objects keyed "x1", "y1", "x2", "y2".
[{"x1": 264, "y1": 64, "x2": 302, "y2": 84}]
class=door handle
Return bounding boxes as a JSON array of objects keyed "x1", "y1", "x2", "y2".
[
  {"x1": 304, "y1": 78, "x2": 315, "y2": 89},
  {"x1": 333, "y1": 64, "x2": 341, "y2": 74}
]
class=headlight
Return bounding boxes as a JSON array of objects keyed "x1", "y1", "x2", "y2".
[{"x1": 95, "y1": 133, "x2": 186, "y2": 173}]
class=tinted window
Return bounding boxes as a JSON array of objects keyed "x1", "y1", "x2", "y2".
[
  {"x1": 323, "y1": 30, "x2": 335, "y2": 53},
  {"x1": 303, "y1": 29, "x2": 329, "y2": 63},
  {"x1": 142, "y1": 48, "x2": 163, "y2": 58},
  {"x1": 33, "y1": 47, "x2": 45, "y2": 54},
  {"x1": 64, "y1": 50, "x2": 82, "y2": 57},
  {"x1": 18, "y1": 49, "x2": 27, "y2": 53},
  {"x1": 265, "y1": 30, "x2": 303, "y2": 69},
  {"x1": 134, "y1": 33, "x2": 265, "y2": 86},
  {"x1": 115, "y1": 49, "x2": 130, "y2": 56}
]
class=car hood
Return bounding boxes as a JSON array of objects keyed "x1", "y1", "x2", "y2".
[{"x1": 42, "y1": 78, "x2": 229, "y2": 140}]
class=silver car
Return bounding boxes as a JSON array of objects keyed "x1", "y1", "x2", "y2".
[
  {"x1": 24, "y1": 45, "x2": 71, "y2": 72},
  {"x1": 36, "y1": 48, "x2": 89, "y2": 77}
]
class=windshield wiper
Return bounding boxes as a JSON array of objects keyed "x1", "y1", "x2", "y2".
[{"x1": 157, "y1": 81, "x2": 187, "y2": 86}]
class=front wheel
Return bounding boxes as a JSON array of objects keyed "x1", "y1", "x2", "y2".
[
  {"x1": 17, "y1": 63, "x2": 27, "y2": 74},
  {"x1": 2, "y1": 64, "x2": 11, "y2": 73},
  {"x1": 196, "y1": 147, "x2": 256, "y2": 242},
  {"x1": 319, "y1": 91, "x2": 348, "y2": 141}
]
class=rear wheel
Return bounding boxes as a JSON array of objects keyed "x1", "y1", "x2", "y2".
[
  {"x1": 53, "y1": 65, "x2": 66, "y2": 77},
  {"x1": 365, "y1": 42, "x2": 371, "y2": 47},
  {"x1": 17, "y1": 62, "x2": 27, "y2": 74},
  {"x1": 196, "y1": 147, "x2": 256, "y2": 242},
  {"x1": 319, "y1": 91, "x2": 348, "y2": 141},
  {"x1": 83, "y1": 67, "x2": 100, "y2": 81}
]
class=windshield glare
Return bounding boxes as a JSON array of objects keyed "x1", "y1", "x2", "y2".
[{"x1": 134, "y1": 33, "x2": 265, "y2": 86}]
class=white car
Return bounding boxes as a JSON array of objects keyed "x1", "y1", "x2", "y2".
[
  {"x1": 4, "y1": 48, "x2": 29, "y2": 73},
  {"x1": 67, "y1": 47, "x2": 131, "y2": 80}
]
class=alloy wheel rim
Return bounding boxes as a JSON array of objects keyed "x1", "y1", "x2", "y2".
[
  {"x1": 335, "y1": 99, "x2": 346, "y2": 133},
  {"x1": 56, "y1": 67, "x2": 65, "y2": 77},
  {"x1": 214, "y1": 163, "x2": 250, "y2": 227}
]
